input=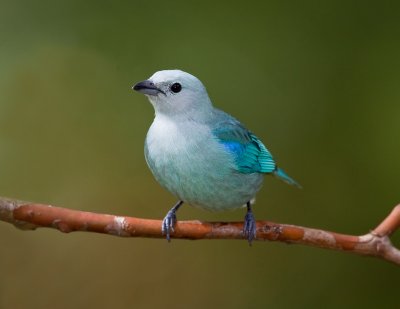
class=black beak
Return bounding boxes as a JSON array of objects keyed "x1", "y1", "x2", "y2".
[{"x1": 132, "y1": 80, "x2": 165, "y2": 96}]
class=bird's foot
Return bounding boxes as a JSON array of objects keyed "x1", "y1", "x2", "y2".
[
  {"x1": 161, "y1": 201, "x2": 183, "y2": 242},
  {"x1": 243, "y1": 202, "x2": 257, "y2": 245},
  {"x1": 162, "y1": 209, "x2": 177, "y2": 241}
]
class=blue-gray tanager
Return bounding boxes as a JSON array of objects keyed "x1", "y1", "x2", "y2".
[{"x1": 133, "y1": 70, "x2": 299, "y2": 243}]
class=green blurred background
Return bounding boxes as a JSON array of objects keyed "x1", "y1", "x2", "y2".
[{"x1": 1, "y1": 1, "x2": 399, "y2": 308}]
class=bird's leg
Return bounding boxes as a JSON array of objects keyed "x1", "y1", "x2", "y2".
[
  {"x1": 243, "y1": 201, "x2": 257, "y2": 245},
  {"x1": 162, "y1": 200, "x2": 184, "y2": 242}
]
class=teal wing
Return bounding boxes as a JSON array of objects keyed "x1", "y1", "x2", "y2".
[{"x1": 212, "y1": 122, "x2": 276, "y2": 174}]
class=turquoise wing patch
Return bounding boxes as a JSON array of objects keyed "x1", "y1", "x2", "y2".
[{"x1": 213, "y1": 124, "x2": 276, "y2": 174}]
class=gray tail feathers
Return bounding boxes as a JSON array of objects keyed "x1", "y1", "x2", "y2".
[{"x1": 273, "y1": 168, "x2": 302, "y2": 189}]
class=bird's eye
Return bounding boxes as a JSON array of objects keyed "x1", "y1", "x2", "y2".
[{"x1": 170, "y1": 83, "x2": 182, "y2": 93}]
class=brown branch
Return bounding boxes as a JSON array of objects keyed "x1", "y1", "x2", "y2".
[{"x1": 1, "y1": 197, "x2": 399, "y2": 265}]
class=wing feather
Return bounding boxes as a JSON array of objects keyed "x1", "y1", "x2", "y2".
[{"x1": 213, "y1": 122, "x2": 276, "y2": 174}]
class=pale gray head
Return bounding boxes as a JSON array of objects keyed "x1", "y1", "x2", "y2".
[{"x1": 133, "y1": 70, "x2": 213, "y2": 118}]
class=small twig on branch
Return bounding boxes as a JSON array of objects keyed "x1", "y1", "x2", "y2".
[{"x1": 1, "y1": 196, "x2": 399, "y2": 265}]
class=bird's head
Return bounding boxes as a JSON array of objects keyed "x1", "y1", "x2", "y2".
[{"x1": 133, "y1": 70, "x2": 212, "y2": 118}]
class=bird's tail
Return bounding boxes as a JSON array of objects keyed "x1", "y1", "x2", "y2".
[{"x1": 273, "y1": 168, "x2": 302, "y2": 189}]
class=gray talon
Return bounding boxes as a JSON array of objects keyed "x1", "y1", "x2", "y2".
[
  {"x1": 162, "y1": 210, "x2": 177, "y2": 241},
  {"x1": 161, "y1": 200, "x2": 183, "y2": 242},
  {"x1": 243, "y1": 202, "x2": 257, "y2": 245}
]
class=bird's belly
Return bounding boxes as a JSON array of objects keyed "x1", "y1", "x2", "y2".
[{"x1": 145, "y1": 132, "x2": 263, "y2": 211}]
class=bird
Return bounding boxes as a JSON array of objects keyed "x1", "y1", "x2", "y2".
[{"x1": 132, "y1": 70, "x2": 300, "y2": 244}]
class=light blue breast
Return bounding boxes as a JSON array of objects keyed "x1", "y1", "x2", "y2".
[{"x1": 144, "y1": 115, "x2": 264, "y2": 211}]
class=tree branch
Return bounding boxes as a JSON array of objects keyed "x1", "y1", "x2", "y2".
[{"x1": 1, "y1": 196, "x2": 399, "y2": 265}]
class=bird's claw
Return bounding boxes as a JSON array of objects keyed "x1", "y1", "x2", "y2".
[
  {"x1": 162, "y1": 209, "x2": 177, "y2": 241},
  {"x1": 243, "y1": 209, "x2": 257, "y2": 245}
]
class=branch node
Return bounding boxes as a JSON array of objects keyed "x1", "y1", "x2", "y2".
[{"x1": 53, "y1": 220, "x2": 72, "y2": 233}]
